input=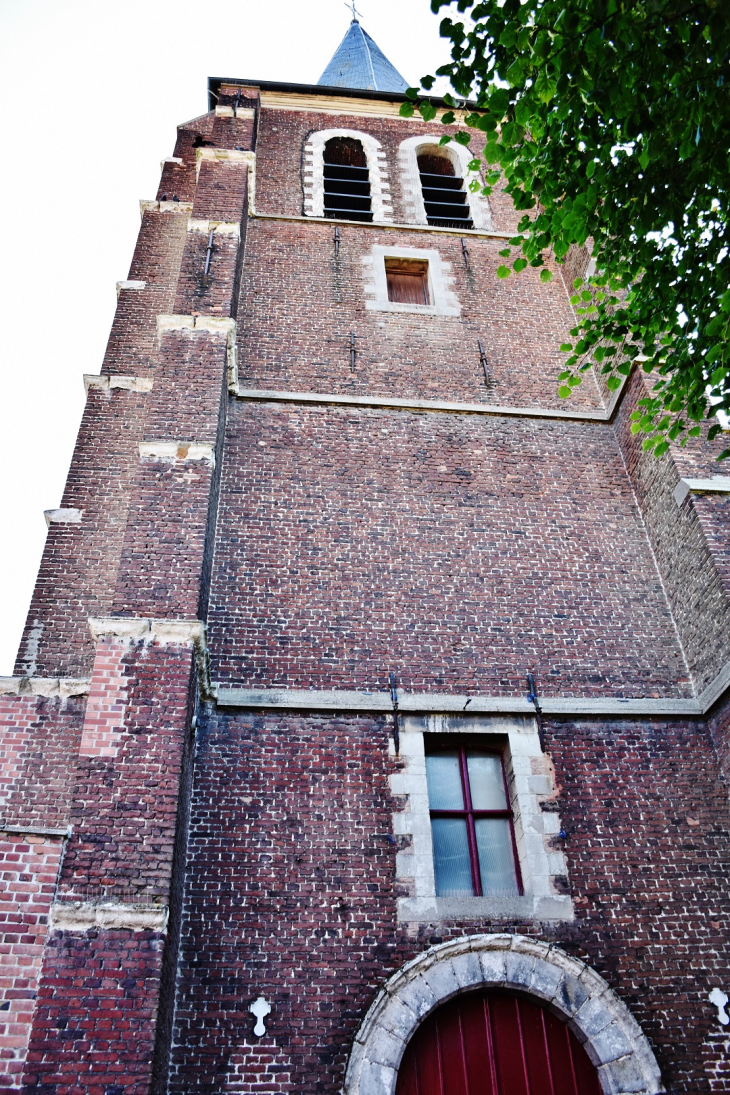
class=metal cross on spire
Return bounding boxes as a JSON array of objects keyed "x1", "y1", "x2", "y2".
[{"x1": 344, "y1": 1, "x2": 363, "y2": 22}]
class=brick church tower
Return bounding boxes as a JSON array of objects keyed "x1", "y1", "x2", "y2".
[{"x1": 2, "y1": 14, "x2": 730, "y2": 1095}]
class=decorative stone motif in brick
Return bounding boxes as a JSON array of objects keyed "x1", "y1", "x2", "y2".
[{"x1": 345, "y1": 935, "x2": 665, "y2": 1095}]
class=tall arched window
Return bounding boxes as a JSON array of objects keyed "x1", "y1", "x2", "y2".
[
  {"x1": 323, "y1": 137, "x2": 373, "y2": 222},
  {"x1": 418, "y1": 148, "x2": 473, "y2": 229},
  {"x1": 396, "y1": 990, "x2": 602, "y2": 1095}
]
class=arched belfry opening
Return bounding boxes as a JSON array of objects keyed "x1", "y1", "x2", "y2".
[
  {"x1": 323, "y1": 137, "x2": 373, "y2": 222},
  {"x1": 396, "y1": 990, "x2": 602, "y2": 1095},
  {"x1": 417, "y1": 147, "x2": 473, "y2": 229}
]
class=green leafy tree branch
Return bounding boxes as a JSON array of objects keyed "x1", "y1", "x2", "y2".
[{"x1": 401, "y1": 0, "x2": 730, "y2": 459}]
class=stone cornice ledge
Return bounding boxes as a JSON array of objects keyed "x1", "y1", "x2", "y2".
[
  {"x1": 214, "y1": 676, "x2": 730, "y2": 717},
  {"x1": 0, "y1": 823, "x2": 71, "y2": 838},
  {"x1": 89, "y1": 618, "x2": 215, "y2": 699},
  {"x1": 89, "y1": 617, "x2": 205, "y2": 645},
  {"x1": 50, "y1": 901, "x2": 169, "y2": 933},
  {"x1": 674, "y1": 475, "x2": 730, "y2": 506},
  {"x1": 84, "y1": 374, "x2": 154, "y2": 393},
  {"x1": 235, "y1": 386, "x2": 619, "y2": 424},
  {"x1": 0, "y1": 677, "x2": 90, "y2": 698}
]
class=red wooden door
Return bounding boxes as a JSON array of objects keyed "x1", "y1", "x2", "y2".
[{"x1": 395, "y1": 991, "x2": 602, "y2": 1095}]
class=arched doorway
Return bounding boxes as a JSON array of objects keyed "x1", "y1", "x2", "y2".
[{"x1": 396, "y1": 990, "x2": 601, "y2": 1095}]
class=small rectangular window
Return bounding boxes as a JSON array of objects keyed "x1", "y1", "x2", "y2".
[
  {"x1": 425, "y1": 745, "x2": 521, "y2": 898},
  {"x1": 385, "y1": 259, "x2": 430, "y2": 305}
]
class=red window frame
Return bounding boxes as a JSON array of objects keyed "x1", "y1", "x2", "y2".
[{"x1": 427, "y1": 744, "x2": 523, "y2": 898}]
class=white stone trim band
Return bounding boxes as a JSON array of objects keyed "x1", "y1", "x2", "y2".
[
  {"x1": 674, "y1": 475, "x2": 730, "y2": 507},
  {"x1": 0, "y1": 824, "x2": 71, "y2": 838},
  {"x1": 253, "y1": 208, "x2": 513, "y2": 239},
  {"x1": 116, "y1": 280, "x2": 146, "y2": 296},
  {"x1": 214, "y1": 683, "x2": 725, "y2": 717},
  {"x1": 49, "y1": 901, "x2": 169, "y2": 933},
  {"x1": 139, "y1": 441, "x2": 215, "y2": 465},
  {"x1": 0, "y1": 677, "x2": 90, "y2": 698},
  {"x1": 140, "y1": 200, "x2": 194, "y2": 218},
  {"x1": 44, "y1": 508, "x2": 82, "y2": 527},
  {"x1": 188, "y1": 219, "x2": 241, "y2": 237},
  {"x1": 234, "y1": 387, "x2": 611, "y2": 423},
  {"x1": 84, "y1": 374, "x2": 154, "y2": 393},
  {"x1": 215, "y1": 105, "x2": 255, "y2": 119},
  {"x1": 345, "y1": 935, "x2": 664, "y2": 1095},
  {"x1": 88, "y1": 617, "x2": 205, "y2": 647}
]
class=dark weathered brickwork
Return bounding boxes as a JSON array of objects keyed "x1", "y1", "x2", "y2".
[
  {"x1": 166, "y1": 709, "x2": 730, "y2": 1095},
  {"x1": 208, "y1": 401, "x2": 689, "y2": 696},
  {"x1": 2, "y1": 63, "x2": 730, "y2": 1095}
]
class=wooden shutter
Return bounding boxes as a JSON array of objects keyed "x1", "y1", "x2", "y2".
[
  {"x1": 387, "y1": 270, "x2": 428, "y2": 305},
  {"x1": 396, "y1": 990, "x2": 602, "y2": 1095}
]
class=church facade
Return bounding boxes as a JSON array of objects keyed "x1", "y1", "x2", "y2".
[{"x1": 2, "y1": 18, "x2": 730, "y2": 1095}]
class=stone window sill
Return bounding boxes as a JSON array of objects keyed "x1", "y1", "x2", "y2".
[{"x1": 397, "y1": 894, "x2": 574, "y2": 923}]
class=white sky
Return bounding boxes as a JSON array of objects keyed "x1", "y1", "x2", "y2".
[{"x1": 0, "y1": 0, "x2": 450, "y2": 675}]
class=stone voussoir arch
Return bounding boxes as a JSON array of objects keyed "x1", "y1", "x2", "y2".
[
  {"x1": 397, "y1": 133, "x2": 493, "y2": 231},
  {"x1": 302, "y1": 128, "x2": 393, "y2": 222},
  {"x1": 344, "y1": 934, "x2": 665, "y2": 1095}
]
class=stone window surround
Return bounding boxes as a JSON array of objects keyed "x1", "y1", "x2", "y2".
[
  {"x1": 392, "y1": 715, "x2": 573, "y2": 923},
  {"x1": 362, "y1": 244, "x2": 461, "y2": 318},
  {"x1": 397, "y1": 133, "x2": 493, "y2": 231},
  {"x1": 344, "y1": 934, "x2": 665, "y2": 1095},
  {"x1": 303, "y1": 128, "x2": 393, "y2": 222}
]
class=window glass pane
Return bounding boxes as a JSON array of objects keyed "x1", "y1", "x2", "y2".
[
  {"x1": 466, "y1": 751, "x2": 507, "y2": 810},
  {"x1": 431, "y1": 818, "x2": 473, "y2": 895},
  {"x1": 426, "y1": 752, "x2": 464, "y2": 809},
  {"x1": 474, "y1": 818, "x2": 519, "y2": 896}
]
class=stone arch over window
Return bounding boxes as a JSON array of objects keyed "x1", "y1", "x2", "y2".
[
  {"x1": 303, "y1": 128, "x2": 392, "y2": 222},
  {"x1": 344, "y1": 934, "x2": 664, "y2": 1095},
  {"x1": 398, "y1": 134, "x2": 492, "y2": 231}
]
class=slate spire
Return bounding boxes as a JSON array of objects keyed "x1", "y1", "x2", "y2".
[{"x1": 318, "y1": 14, "x2": 409, "y2": 93}]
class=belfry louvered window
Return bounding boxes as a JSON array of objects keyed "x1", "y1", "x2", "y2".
[
  {"x1": 323, "y1": 137, "x2": 373, "y2": 222},
  {"x1": 418, "y1": 151, "x2": 473, "y2": 229}
]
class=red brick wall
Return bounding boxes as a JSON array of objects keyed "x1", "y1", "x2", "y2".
[
  {"x1": 22, "y1": 927, "x2": 167, "y2": 1095},
  {"x1": 168, "y1": 708, "x2": 730, "y2": 1095},
  {"x1": 0, "y1": 833, "x2": 64, "y2": 1093},
  {"x1": 208, "y1": 401, "x2": 689, "y2": 697}
]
